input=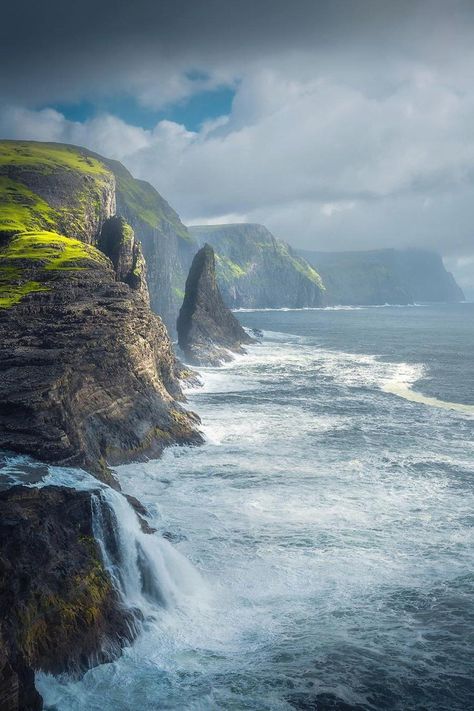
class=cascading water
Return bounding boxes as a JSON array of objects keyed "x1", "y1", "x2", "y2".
[{"x1": 91, "y1": 486, "x2": 206, "y2": 618}]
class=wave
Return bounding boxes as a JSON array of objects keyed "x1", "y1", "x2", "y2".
[
  {"x1": 192, "y1": 330, "x2": 474, "y2": 419},
  {"x1": 233, "y1": 304, "x2": 423, "y2": 313},
  {"x1": 382, "y1": 378, "x2": 474, "y2": 415}
]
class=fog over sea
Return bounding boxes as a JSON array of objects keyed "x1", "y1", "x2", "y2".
[{"x1": 33, "y1": 303, "x2": 474, "y2": 710}]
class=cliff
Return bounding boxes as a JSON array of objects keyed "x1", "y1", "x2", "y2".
[
  {"x1": 0, "y1": 486, "x2": 138, "y2": 711},
  {"x1": 0, "y1": 139, "x2": 197, "y2": 332},
  {"x1": 188, "y1": 223, "x2": 325, "y2": 309},
  {"x1": 298, "y1": 248, "x2": 465, "y2": 306},
  {"x1": 98, "y1": 157, "x2": 197, "y2": 332},
  {"x1": 177, "y1": 244, "x2": 254, "y2": 366},
  {"x1": 0, "y1": 141, "x2": 202, "y2": 483}
]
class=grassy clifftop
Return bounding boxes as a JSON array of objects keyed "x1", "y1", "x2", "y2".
[{"x1": 0, "y1": 140, "x2": 195, "y2": 316}]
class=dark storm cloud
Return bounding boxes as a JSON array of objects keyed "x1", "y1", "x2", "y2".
[{"x1": 1, "y1": 0, "x2": 473, "y2": 105}]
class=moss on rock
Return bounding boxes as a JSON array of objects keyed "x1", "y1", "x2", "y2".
[{"x1": 0, "y1": 231, "x2": 111, "y2": 309}]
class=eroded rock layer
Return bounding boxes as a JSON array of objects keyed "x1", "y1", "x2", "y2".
[{"x1": 0, "y1": 231, "x2": 201, "y2": 483}]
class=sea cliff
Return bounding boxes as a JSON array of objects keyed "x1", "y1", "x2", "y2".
[
  {"x1": 0, "y1": 141, "x2": 202, "y2": 483},
  {"x1": 298, "y1": 247, "x2": 465, "y2": 305}
]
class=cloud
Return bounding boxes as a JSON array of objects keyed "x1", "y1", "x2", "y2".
[
  {"x1": 1, "y1": 0, "x2": 474, "y2": 287},
  {"x1": 2, "y1": 58, "x2": 474, "y2": 261}
]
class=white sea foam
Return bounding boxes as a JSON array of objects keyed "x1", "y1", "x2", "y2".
[{"x1": 31, "y1": 311, "x2": 474, "y2": 710}]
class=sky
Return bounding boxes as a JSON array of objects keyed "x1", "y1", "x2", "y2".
[{"x1": 1, "y1": 0, "x2": 474, "y2": 291}]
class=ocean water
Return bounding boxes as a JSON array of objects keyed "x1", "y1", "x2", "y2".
[{"x1": 31, "y1": 303, "x2": 474, "y2": 710}]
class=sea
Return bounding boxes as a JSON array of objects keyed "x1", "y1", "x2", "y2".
[{"x1": 11, "y1": 302, "x2": 474, "y2": 710}]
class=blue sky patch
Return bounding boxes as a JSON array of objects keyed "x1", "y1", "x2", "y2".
[{"x1": 48, "y1": 86, "x2": 235, "y2": 132}]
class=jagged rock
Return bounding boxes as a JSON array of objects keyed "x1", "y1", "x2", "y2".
[
  {"x1": 98, "y1": 215, "x2": 149, "y2": 299},
  {"x1": 102, "y1": 157, "x2": 196, "y2": 333},
  {"x1": 0, "y1": 485, "x2": 138, "y2": 711},
  {"x1": 177, "y1": 244, "x2": 254, "y2": 366},
  {"x1": 189, "y1": 223, "x2": 325, "y2": 309},
  {"x1": 0, "y1": 231, "x2": 202, "y2": 485},
  {"x1": 124, "y1": 494, "x2": 156, "y2": 534}
]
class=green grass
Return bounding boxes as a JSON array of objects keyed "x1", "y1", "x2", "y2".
[
  {"x1": 172, "y1": 286, "x2": 185, "y2": 301},
  {"x1": 0, "y1": 177, "x2": 60, "y2": 235},
  {"x1": 121, "y1": 220, "x2": 134, "y2": 243},
  {"x1": 0, "y1": 142, "x2": 115, "y2": 245},
  {"x1": 0, "y1": 141, "x2": 109, "y2": 178},
  {"x1": 288, "y1": 255, "x2": 325, "y2": 289},
  {"x1": 215, "y1": 253, "x2": 248, "y2": 282},
  {"x1": 1, "y1": 231, "x2": 110, "y2": 270},
  {"x1": 0, "y1": 277, "x2": 50, "y2": 309}
]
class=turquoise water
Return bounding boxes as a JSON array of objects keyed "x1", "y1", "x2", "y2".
[{"x1": 34, "y1": 303, "x2": 474, "y2": 710}]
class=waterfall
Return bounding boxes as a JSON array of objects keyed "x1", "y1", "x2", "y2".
[{"x1": 91, "y1": 487, "x2": 205, "y2": 619}]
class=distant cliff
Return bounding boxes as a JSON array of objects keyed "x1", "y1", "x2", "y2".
[
  {"x1": 189, "y1": 223, "x2": 325, "y2": 309},
  {"x1": 177, "y1": 244, "x2": 253, "y2": 366},
  {"x1": 298, "y1": 248, "x2": 464, "y2": 305}
]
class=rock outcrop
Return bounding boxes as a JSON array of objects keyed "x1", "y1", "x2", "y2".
[
  {"x1": 298, "y1": 248, "x2": 465, "y2": 306},
  {"x1": 189, "y1": 223, "x2": 325, "y2": 309},
  {"x1": 0, "y1": 141, "x2": 202, "y2": 484},
  {"x1": 177, "y1": 244, "x2": 254, "y2": 366},
  {"x1": 0, "y1": 485, "x2": 138, "y2": 711},
  {"x1": 100, "y1": 157, "x2": 196, "y2": 333}
]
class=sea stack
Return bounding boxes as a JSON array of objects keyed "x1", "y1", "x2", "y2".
[{"x1": 177, "y1": 244, "x2": 254, "y2": 366}]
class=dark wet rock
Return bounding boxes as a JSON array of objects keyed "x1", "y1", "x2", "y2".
[
  {"x1": 0, "y1": 485, "x2": 138, "y2": 710},
  {"x1": 162, "y1": 530, "x2": 188, "y2": 543},
  {"x1": 124, "y1": 494, "x2": 157, "y2": 534},
  {"x1": 177, "y1": 244, "x2": 254, "y2": 366}
]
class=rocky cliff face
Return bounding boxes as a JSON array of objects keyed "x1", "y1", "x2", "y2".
[
  {"x1": 97, "y1": 157, "x2": 197, "y2": 333},
  {"x1": 0, "y1": 141, "x2": 202, "y2": 483},
  {"x1": 0, "y1": 486, "x2": 138, "y2": 711},
  {"x1": 298, "y1": 248, "x2": 465, "y2": 305},
  {"x1": 189, "y1": 223, "x2": 325, "y2": 309},
  {"x1": 177, "y1": 244, "x2": 254, "y2": 366}
]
